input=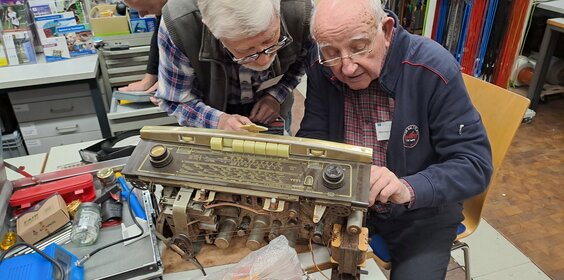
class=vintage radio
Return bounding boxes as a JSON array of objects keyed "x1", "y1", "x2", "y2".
[{"x1": 121, "y1": 126, "x2": 373, "y2": 278}]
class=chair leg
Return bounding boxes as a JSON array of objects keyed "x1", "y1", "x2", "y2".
[{"x1": 452, "y1": 240, "x2": 471, "y2": 280}]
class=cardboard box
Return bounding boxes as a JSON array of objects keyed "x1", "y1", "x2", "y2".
[
  {"x1": 17, "y1": 194, "x2": 70, "y2": 244},
  {"x1": 90, "y1": 4, "x2": 130, "y2": 36}
]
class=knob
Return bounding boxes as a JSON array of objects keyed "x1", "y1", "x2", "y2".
[
  {"x1": 323, "y1": 164, "x2": 345, "y2": 189},
  {"x1": 149, "y1": 145, "x2": 173, "y2": 168}
]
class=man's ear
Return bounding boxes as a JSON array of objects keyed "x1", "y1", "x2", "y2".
[{"x1": 382, "y1": 16, "x2": 395, "y2": 42}]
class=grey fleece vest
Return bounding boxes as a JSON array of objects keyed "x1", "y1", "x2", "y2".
[{"x1": 162, "y1": 0, "x2": 311, "y2": 112}]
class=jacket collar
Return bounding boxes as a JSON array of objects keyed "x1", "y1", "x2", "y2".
[{"x1": 378, "y1": 10, "x2": 410, "y2": 97}]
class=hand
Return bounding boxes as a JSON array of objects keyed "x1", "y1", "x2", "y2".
[
  {"x1": 249, "y1": 95, "x2": 280, "y2": 124},
  {"x1": 369, "y1": 166, "x2": 412, "y2": 207},
  {"x1": 118, "y1": 73, "x2": 157, "y2": 92},
  {"x1": 218, "y1": 114, "x2": 253, "y2": 131},
  {"x1": 149, "y1": 96, "x2": 160, "y2": 106}
]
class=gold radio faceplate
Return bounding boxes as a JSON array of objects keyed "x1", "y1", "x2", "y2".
[{"x1": 123, "y1": 126, "x2": 372, "y2": 207}]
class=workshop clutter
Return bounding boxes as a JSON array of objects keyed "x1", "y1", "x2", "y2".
[
  {"x1": 1, "y1": 165, "x2": 155, "y2": 277},
  {"x1": 9, "y1": 173, "x2": 96, "y2": 213}
]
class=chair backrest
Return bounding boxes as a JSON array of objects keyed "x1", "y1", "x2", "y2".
[{"x1": 458, "y1": 74, "x2": 530, "y2": 239}]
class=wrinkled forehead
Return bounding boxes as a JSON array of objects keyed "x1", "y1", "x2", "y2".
[{"x1": 313, "y1": 2, "x2": 377, "y2": 44}]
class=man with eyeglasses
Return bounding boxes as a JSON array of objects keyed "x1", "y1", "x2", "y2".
[
  {"x1": 298, "y1": 0, "x2": 492, "y2": 279},
  {"x1": 154, "y1": 0, "x2": 312, "y2": 131}
]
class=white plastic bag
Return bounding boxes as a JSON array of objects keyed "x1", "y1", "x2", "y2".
[{"x1": 204, "y1": 235, "x2": 303, "y2": 280}]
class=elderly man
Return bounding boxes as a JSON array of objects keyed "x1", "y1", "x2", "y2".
[
  {"x1": 154, "y1": 0, "x2": 312, "y2": 131},
  {"x1": 298, "y1": 0, "x2": 493, "y2": 279}
]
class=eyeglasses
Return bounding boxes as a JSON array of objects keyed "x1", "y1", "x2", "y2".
[
  {"x1": 229, "y1": 36, "x2": 293, "y2": 65},
  {"x1": 317, "y1": 42, "x2": 375, "y2": 67},
  {"x1": 317, "y1": 28, "x2": 379, "y2": 67}
]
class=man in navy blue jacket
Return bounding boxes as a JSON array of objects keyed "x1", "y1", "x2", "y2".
[{"x1": 297, "y1": 0, "x2": 493, "y2": 278}]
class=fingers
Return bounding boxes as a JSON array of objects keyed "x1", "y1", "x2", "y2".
[
  {"x1": 368, "y1": 166, "x2": 390, "y2": 206},
  {"x1": 149, "y1": 96, "x2": 160, "y2": 106},
  {"x1": 219, "y1": 114, "x2": 253, "y2": 131},
  {"x1": 118, "y1": 80, "x2": 149, "y2": 92},
  {"x1": 249, "y1": 103, "x2": 259, "y2": 120},
  {"x1": 147, "y1": 82, "x2": 158, "y2": 93},
  {"x1": 369, "y1": 166, "x2": 407, "y2": 206},
  {"x1": 249, "y1": 96, "x2": 280, "y2": 124},
  {"x1": 252, "y1": 106, "x2": 277, "y2": 124},
  {"x1": 234, "y1": 115, "x2": 252, "y2": 129}
]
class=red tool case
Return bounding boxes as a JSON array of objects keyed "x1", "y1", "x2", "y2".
[{"x1": 10, "y1": 174, "x2": 96, "y2": 212}]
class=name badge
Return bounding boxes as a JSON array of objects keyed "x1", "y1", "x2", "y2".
[
  {"x1": 256, "y1": 75, "x2": 283, "y2": 92},
  {"x1": 375, "y1": 121, "x2": 392, "y2": 141}
]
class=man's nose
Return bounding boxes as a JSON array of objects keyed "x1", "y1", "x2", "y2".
[
  {"x1": 340, "y1": 57, "x2": 358, "y2": 75},
  {"x1": 256, "y1": 53, "x2": 273, "y2": 65}
]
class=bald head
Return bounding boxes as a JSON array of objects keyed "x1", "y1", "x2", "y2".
[
  {"x1": 310, "y1": 0, "x2": 393, "y2": 90},
  {"x1": 311, "y1": 0, "x2": 385, "y2": 42}
]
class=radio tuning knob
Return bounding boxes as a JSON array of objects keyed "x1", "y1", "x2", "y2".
[
  {"x1": 323, "y1": 164, "x2": 345, "y2": 189},
  {"x1": 149, "y1": 144, "x2": 173, "y2": 168}
]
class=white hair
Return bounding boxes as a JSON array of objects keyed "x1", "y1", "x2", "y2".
[
  {"x1": 197, "y1": 0, "x2": 281, "y2": 40},
  {"x1": 310, "y1": 0, "x2": 387, "y2": 38}
]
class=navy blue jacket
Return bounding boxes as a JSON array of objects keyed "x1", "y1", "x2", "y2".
[{"x1": 297, "y1": 14, "x2": 493, "y2": 210}]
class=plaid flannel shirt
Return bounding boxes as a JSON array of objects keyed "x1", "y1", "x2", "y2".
[
  {"x1": 343, "y1": 81, "x2": 415, "y2": 212},
  {"x1": 155, "y1": 21, "x2": 307, "y2": 128}
]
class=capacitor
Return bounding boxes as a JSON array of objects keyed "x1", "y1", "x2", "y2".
[
  {"x1": 312, "y1": 222, "x2": 324, "y2": 243},
  {"x1": 268, "y1": 220, "x2": 282, "y2": 241},
  {"x1": 237, "y1": 216, "x2": 251, "y2": 237},
  {"x1": 246, "y1": 215, "x2": 269, "y2": 251},
  {"x1": 284, "y1": 220, "x2": 298, "y2": 248},
  {"x1": 346, "y1": 210, "x2": 363, "y2": 235},
  {"x1": 215, "y1": 217, "x2": 238, "y2": 249}
]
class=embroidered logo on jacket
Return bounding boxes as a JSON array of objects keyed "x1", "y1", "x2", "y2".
[{"x1": 403, "y1": 125, "x2": 419, "y2": 148}]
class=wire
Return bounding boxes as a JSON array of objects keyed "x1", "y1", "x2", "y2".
[
  {"x1": 308, "y1": 234, "x2": 330, "y2": 280},
  {"x1": 0, "y1": 242, "x2": 66, "y2": 280},
  {"x1": 76, "y1": 186, "x2": 144, "y2": 266},
  {"x1": 204, "y1": 202, "x2": 267, "y2": 215}
]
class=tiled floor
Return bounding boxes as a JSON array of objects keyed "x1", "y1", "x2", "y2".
[{"x1": 450, "y1": 219, "x2": 549, "y2": 280}]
